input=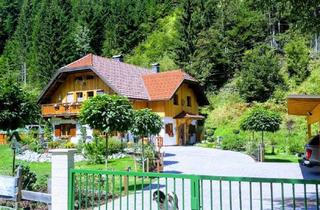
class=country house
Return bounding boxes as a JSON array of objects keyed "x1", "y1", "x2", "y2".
[{"x1": 38, "y1": 54, "x2": 208, "y2": 146}]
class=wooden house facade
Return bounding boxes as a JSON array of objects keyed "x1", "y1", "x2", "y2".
[{"x1": 38, "y1": 54, "x2": 208, "y2": 145}]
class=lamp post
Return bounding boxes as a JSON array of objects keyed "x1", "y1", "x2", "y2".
[{"x1": 11, "y1": 135, "x2": 17, "y2": 175}]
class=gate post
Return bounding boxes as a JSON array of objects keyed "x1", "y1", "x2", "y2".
[
  {"x1": 50, "y1": 149, "x2": 76, "y2": 210},
  {"x1": 191, "y1": 176, "x2": 201, "y2": 210}
]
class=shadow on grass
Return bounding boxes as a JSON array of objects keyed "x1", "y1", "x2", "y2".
[
  {"x1": 264, "y1": 158, "x2": 294, "y2": 163},
  {"x1": 162, "y1": 170, "x2": 183, "y2": 174},
  {"x1": 164, "y1": 153, "x2": 176, "y2": 157},
  {"x1": 163, "y1": 160, "x2": 179, "y2": 166}
]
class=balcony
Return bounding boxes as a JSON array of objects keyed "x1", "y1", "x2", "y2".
[{"x1": 41, "y1": 103, "x2": 82, "y2": 117}]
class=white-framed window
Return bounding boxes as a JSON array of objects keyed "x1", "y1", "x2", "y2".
[
  {"x1": 76, "y1": 92, "x2": 84, "y2": 102},
  {"x1": 66, "y1": 92, "x2": 73, "y2": 103}
]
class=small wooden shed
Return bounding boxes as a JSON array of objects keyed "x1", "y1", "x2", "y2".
[{"x1": 287, "y1": 95, "x2": 320, "y2": 138}]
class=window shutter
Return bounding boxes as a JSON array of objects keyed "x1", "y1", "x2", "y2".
[
  {"x1": 55, "y1": 125, "x2": 61, "y2": 137},
  {"x1": 70, "y1": 124, "x2": 76, "y2": 137}
]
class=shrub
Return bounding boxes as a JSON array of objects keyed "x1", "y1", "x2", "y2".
[
  {"x1": 48, "y1": 140, "x2": 63, "y2": 149},
  {"x1": 84, "y1": 140, "x2": 105, "y2": 164},
  {"x1": 221, "y1": 137, "x2": 246, "y2": 151},
  {"x1": 43, "y1": 120, "x2": 53, "y2": 142},
  {"x1": 214, "y1": 124, "x2": 247, "y2": 151},
  {"x1": 108, "y1": 138, "x2": 123, "y2": 154},
  {"x1": 21, "y1": 134, "x2": 44, "y2": 153},
  {"x1": 287, "y1": 138, "x2": 304, "y2": 154},
  {"x1": 33, "y1": 175, "x2": 49, "y2": 192},
  {"x1": 16, "y1": 165, "x2": 37, "y2": 190},
  {"x1": 64, "y1": 141, "x2": 76, "y2": 149},
  {"x1": 133, "y1": 142, "x2": 157, "y2": 169},
  {"x1": 83, "y1": 136, "x2": 123, "y2": 164}
]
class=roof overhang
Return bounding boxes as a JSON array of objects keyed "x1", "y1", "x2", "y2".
[
  {"x1": 168, "y1": 80, "x2": 209, "y2": 106},
  {"x1": 287, "y1": 95, "x2": 320, "y2": 124},
  {"x1": 38, "y1": 66, "x2": 94, "y2": 104},
  {"x1": 287, "y1": 95, "x2": 320, "y2": 115}
]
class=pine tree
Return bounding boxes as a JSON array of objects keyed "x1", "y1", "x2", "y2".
[
  {"x1": 0, "y1": 0, "x2": 22, "y2": 54},
  {"x1": 30, "y1": 0, "x2": 74, "y2": 87}
]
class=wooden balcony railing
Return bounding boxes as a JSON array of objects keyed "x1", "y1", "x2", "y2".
[{"x1": 41, "y1": 103, "x2": 82, "y2": 117}]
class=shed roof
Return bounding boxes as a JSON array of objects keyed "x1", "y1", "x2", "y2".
[{"x1": 287, "y1": 95, "x2": 320, "y2": 116}]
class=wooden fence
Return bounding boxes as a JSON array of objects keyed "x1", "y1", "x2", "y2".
[{"x1": 0, "y1": 167, "x2": 51, "y2": 210}]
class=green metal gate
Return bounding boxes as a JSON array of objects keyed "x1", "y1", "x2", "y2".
[{"x1": 68, "y1": 169, "x2": 320, "y2": 210}]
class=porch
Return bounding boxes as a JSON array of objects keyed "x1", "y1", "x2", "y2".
[{"x1": 174, "y1": 111, "x2": 205, "y2": 146}]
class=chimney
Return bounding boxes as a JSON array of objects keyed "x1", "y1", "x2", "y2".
[
  {"x1": 151, "y1": 63, "x2": 160, "y2": 73},
  {"x1": 112, "y1": 54, "x2": 124, "y2": 62}
]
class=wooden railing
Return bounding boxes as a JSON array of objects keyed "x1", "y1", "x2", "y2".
[{"x1": 41, "y1": 103, "x2": 82, "y2": 117}]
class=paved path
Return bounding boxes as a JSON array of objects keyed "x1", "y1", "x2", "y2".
[{"x1": 101, "y1": 146, "x2": 320, "y2": 210}]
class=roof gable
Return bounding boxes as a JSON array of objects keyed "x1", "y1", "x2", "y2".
[
  {"x1": 67, "y1": 53, "x2": 93, "y2": 68},
  {"x1": 38, "y1": 54, "x2": 207, "y2": 104},
  {"x1": 142, "y1": 70, "x2": 195, "y2": 101}
]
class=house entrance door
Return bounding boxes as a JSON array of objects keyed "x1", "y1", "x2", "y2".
[{"x1": 178, "y1": 124, "x2": 185, "y2": 145}]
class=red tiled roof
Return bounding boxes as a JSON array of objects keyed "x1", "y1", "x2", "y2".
[
  {"x1": 91, "y1": 55, "x2": 153, "y2": 99},
  {"x1": 142, "y1": 70, "x2": 196, "y2": 101},
  {"x1": 39, "y1": 54, "x2": 201, "y2": 103},
  {"x1": 67, "y1": 53, "x2": 93, "y2": 68}
]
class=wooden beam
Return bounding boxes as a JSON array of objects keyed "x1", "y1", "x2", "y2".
[
  {"x1": 307, "y1": 123, "x2": 312, "y2": 139},
  {"x1": 307, "y1": 103, "x2": 320, "y2": 124},
  {"x1": 21, "y1": 190, "x2": 51, "y2": 204}
]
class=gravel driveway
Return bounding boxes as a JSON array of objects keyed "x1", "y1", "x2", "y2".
[
  {"x1": 162, "y1": 146, "x2": 320, "y2": 179},
  {"x1": 102, "y1": 146, "x2": 320, "y2": 210}
]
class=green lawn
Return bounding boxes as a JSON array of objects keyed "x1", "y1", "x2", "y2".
[
  {"x1": 0, "y1": 145, "x2": 138, "y2": 177},
  {"x1": 264, "y1": 147, "x2": 302, "y2": 163},
  {"x1": 264, "y1": 152, "x2": 301, "y2": 163}
]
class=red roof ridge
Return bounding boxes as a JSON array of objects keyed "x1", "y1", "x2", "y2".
[
  {"x1": 143, "y1": 68, "x2": 196, "y2": 81},
  {"x1": 66, "y1": 53, "x2": 93, "y2": 68}
]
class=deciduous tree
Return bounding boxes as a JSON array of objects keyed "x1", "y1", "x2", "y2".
[
  {"x1": 131, "y1": 109, "x2": 163, "y2": 171},
  {"x1": 79, "y1": 94, "x2": 134, "y2": 166}
]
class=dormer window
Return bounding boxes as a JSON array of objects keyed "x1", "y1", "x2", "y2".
[
  {"x1": 187, "y1": 96, "x2": 192, "y2": 107},
  {"x1": 173, "y1": 94, "x2": 179, "y2": 105}
]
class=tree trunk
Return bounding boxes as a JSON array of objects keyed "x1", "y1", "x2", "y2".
[
  {"x1": 271, "y1": 145, "x2": 275, "y2": 155},
  {"x1": 260, "y1": 131, "x2": 265, "y2": 162},
  {"x1": 105, "y1": 134, "x2": 109, "y2": 168}
]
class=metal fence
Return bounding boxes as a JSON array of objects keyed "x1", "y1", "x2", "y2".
[{"x1": 68, "y1": 169, "x2": 320, "y2": 210}]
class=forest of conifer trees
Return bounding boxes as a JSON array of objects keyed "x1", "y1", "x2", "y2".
[{"x1": 0, "y1": 0, "x2": 319, "y2": 102}]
